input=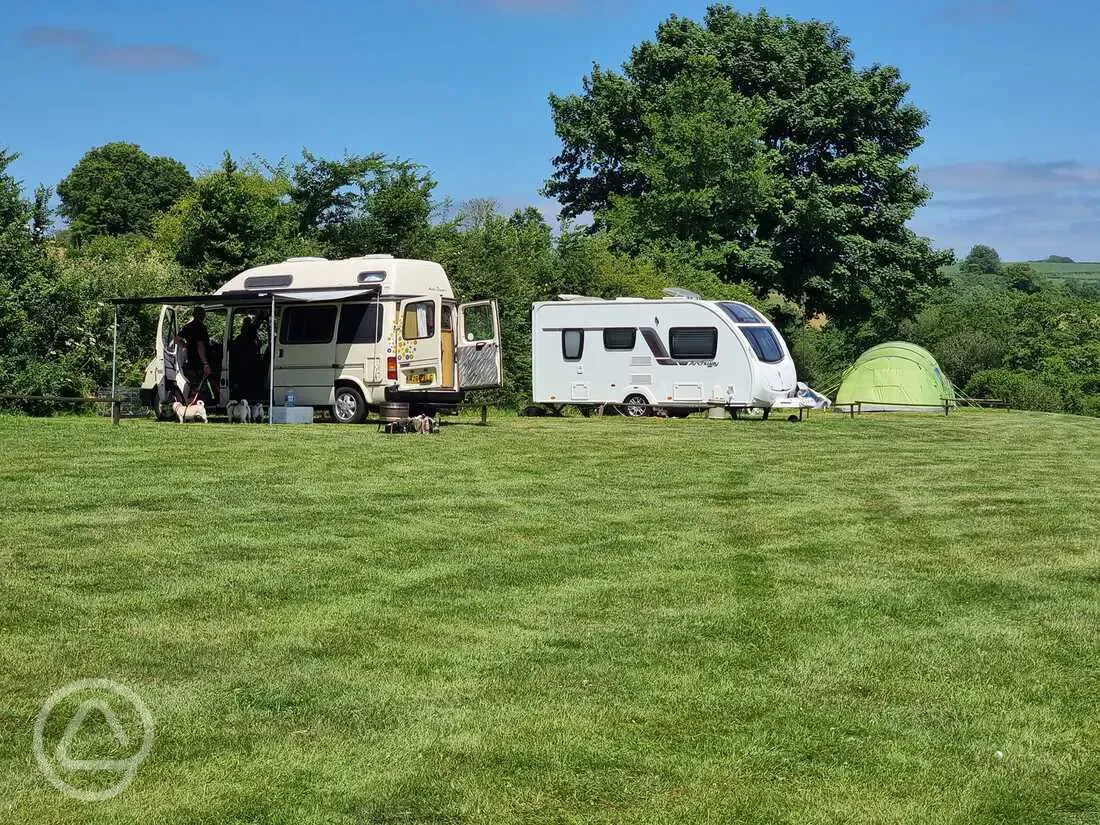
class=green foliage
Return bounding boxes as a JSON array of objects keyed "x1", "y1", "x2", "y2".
[
  {"x1": 900, "y1": 270, "x2": 1100, "y2": 414},
  {"x1": 960, "y1": 244, "x2": 1002, "y2": 275},
  {"x1": 57, "y1": 142, "x2": 192, "y2": 244},
  {"x1": 545, "y1": 4, "x2": 950, "y2": 336},
  {"x1": 1044, "y1": 255, "x2": 1074, "y2": 263},
  {"x1": 156, "y1": 153, "x2": 313, "y2": 292},
  {"x1": 291, "y1": 151, "x2": 443, "y2": 259},
  {"x1": 0, "y1": 150, "x2": 88, "y2": 406}
]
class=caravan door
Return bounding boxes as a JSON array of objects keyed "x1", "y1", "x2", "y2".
[
  {"x1": 457, "y1": 300, "x2": 503, "y2": 390},
  {"x1": 396, "y1": 297, "x2": 442, "y2": 390}
]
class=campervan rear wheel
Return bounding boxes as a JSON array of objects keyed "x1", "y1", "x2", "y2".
[
  {"x1": 332, "y1": 385, "x2": 367, "y2": 424},
  {"x1": 622, "y1": 394, "x2": 651, "y2": 418}
]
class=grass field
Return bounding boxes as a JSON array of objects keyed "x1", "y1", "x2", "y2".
[{"x1": 0, "y1": 412, "x2": 1098, "y2": 824}]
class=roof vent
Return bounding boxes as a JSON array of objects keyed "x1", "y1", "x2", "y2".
[
  {"x1": 285, "y1": 256, "x2": 328, "y2": 263},
  {"x1": 558, "y1": 294, "x2": 599, "y2": 301},
  {"x1": 662, "y1": 287, "x2": 703, "y2": 300},
  {"x1": 360, "y1": 254, "x2": 395, "y2": 260}
]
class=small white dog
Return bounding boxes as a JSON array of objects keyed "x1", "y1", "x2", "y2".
[
  {"x1": 173, "y1": 398, "x2": 208, "y2": 423},
  {"x1": 249, "y1": 402, "x2": 265, "y2": 423},
  {"x1": 227, "y1": 400, "x2": 252, "y2": 423}
]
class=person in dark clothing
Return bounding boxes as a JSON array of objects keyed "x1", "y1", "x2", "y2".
[
  {"x1": 229, "y1": 316, "x2": 265, "y2": 400},
  {"x1": 178, "y1": 308, "x2": 212, "y2": 390}
]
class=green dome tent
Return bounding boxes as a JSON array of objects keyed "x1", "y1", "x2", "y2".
[{"x1": 835, "y1": 342, "x2": 956, "y2": 412}]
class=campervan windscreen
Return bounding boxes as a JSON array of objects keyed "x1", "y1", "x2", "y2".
[{"x1": 741, "y1": 326, "x2": 784, "y2": 363}]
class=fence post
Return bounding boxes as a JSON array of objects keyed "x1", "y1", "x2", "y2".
[
  {"x1": 480, "y1": 404, "x2": 488, "y2": 426},
  {"x1": 111, "y1": 305, "x2": 119, "y2": 403},
  {"x1": 111, "y1": 399, "x2": 121, "y2": 426}
]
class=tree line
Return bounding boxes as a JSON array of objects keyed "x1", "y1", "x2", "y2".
[{"x1": 1, "y1": 5, "x2": 1097, "y2": 415}]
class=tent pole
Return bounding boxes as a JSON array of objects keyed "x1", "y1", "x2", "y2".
[{"x1": 269, "y1": 293, "x2": 275, "y2": 424}]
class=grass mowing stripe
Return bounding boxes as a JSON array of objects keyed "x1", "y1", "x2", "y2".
[{"x1": 0, "y1": 411, "x2": 1096, "y2": 824}]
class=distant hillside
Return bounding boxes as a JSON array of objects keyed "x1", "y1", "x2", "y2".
[{"x1": 942, "y1": 261, "x2": 1100, "y2": 283}]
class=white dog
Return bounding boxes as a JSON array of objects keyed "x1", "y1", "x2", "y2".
[
  {"x1": 249, "y1": 402, "x2": 265, "y2": 423},
  {"x1": 173, "y1": 399, "x2": 208, "y2": 423},
  {"x1": 228, "y1": 400, "x2": 252, "y2": 423}
]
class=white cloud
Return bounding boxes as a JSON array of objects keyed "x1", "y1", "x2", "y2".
[{"x1": 913, "y1": 159, "x2": 1100, "y2": 260}]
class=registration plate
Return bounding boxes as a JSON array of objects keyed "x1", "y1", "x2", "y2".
[{"x1": 407, "y1": 372, "x2": 435, "y2": 385}]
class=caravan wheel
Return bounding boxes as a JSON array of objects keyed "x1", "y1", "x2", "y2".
[
  {"x1": 622, "y1": 394, "x2": 651, "y2": 418},
  {"x1": 332, "y1": 385, "x2": 367, "y2": 424}
]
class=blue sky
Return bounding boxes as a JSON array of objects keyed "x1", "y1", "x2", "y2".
[{"x1": 4, "y1": 0, "x2": 1099, "y2": 260}]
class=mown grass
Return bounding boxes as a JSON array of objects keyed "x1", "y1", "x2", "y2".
[{"x1": 0, "y1": 411, "x2": 1097, "y2": 824}]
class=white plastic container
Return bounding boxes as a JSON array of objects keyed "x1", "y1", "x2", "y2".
[{"x1": 271, "y1": 406, "x2": 314, "y2": 424}]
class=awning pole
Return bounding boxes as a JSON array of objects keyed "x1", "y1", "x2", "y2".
[
  {"x1": 268, "y1": 293, "x2": 275, "y2": 424},
  {"x1": 111, "y1": 305, "x2": 119, "y2": 401}
]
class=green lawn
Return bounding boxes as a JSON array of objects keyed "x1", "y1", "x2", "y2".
[{"x1": 0, "y1": 412, "x2": 1097, "y2": 824}]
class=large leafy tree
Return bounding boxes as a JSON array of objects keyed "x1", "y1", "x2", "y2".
[
  {"x1": 0, "y1": 151, "x2": 86, "y2": 399},
  {"x1": 57, "y1": 142, "x2": 192, "y2": 243},
  {"x1": 156, "y1": 153, "x2": 310, "y2": 292},
  {"x1": 545, "y1": 5, "x2": 951, "y2": 335},
  {"x1": 290, "y1": 151, "x2": 441, "y2": 259}
]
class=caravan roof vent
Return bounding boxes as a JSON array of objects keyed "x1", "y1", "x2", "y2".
[
  {"x1": 285, "y1": 256, "x2": 328, "y2": 263},
  {"x1": 662, "y1": 287, "x2": 703, "y2": 300},
  {"x1": 558, "y1": 294, "x2": 600, "y2": 301},
  {"x1": 360, "y1": 254, "x2": 395, "y2": 260}
]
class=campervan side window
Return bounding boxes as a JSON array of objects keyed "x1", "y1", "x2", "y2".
[
  {"x1": 337, "y1": 303, "x2": 383, "y2": 344},
  {"x1": 603, "y1": 328, "x2": 637, "y2": 351},
  {"x1": 562, "y1": 329, "x2": 584, "y2": 361},
  {"x1": 741, "y1": 326, "x2": 784, "y2": 363},
  {"x1": 402, "y1": 301, "x2": 436, "y2": 339},
  {"x1": 280, "y1": 305, "x2": 337, "y2": 344},
  {"x1": 669, "y1": 327, "x2": 718, "y2": 360}
]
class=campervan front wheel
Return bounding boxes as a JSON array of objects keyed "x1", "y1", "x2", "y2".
[{"x1": 332, "y1": 385, "x2": 367, "y2": 424}]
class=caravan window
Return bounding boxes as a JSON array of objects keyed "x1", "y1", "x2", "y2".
[
  {"x1": 562, "y1": 329, "x2": 584, "y2": 361},
  {"x1": 741, "y1": 326, "x2": 784, "y2": 363},
  {"x1": 280, "y1": 305, "x2": 337, "y2": 344},
  {"x1": 603, "y1": 328, "x2": 637, "y2": 351},
  {"x1": 338, "y1": 303, "x2": 383, "y2": 344},
  {"x1": 402, "y1": 301, "x2": 436, "y2": 340},
  {"x1": 719, "y1": 302, "x2": 765, "y2": 324},
  {"x1": 669, "y1": 327, "x2": 717, "y2": 359}
]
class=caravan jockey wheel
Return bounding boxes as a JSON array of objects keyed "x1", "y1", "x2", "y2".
[{"x1": 622, "y1": 394, "x2": 651, "y2": 418}]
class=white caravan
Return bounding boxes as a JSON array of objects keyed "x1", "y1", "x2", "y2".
[
  {"x1": 142, "y1": 255, "x2": 502, "y2": 423},
  {"x1": 531, "y1": 291, "x2": 798, "y2": 416}
]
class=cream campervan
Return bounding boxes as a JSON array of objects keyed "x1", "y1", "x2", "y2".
[{"x1": 142, "y1": 255, "x2": 502, "y2": 423}]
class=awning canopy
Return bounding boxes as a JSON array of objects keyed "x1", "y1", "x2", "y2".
[
  {"x1": 110, "y1": 285, "x2": 380, "y2": 306},
  {"x1": 109, "y1": 283, "x2": 383, "y2": 423}
]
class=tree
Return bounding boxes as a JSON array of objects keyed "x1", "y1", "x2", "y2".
[
  {"x1": 545, "y1": 5, "x2": 950, "y2": 335},
  {"x1": 157, "y1": 153, "x2": 311, "y2": 291},
  {"x1": 290, "y1": 152, "x2": 442, "y2": 259},
  {"x1": 57, "y1": 142, "x2": 192, "y2": 243},
  {"x1": 961, "y1": 244, "x2": 1002, "y2": 275},
  {"x1": 0, "y1": 150, "x2": 86, "y2": 402}
]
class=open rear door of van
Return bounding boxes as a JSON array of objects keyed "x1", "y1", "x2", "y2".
[{"x1": 457, "y1": 300, "x2": 503, "y2": 389}]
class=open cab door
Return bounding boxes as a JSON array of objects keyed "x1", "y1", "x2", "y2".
[{"x1": 457, "y1": 300, "x2": 503, "y2": 390}]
